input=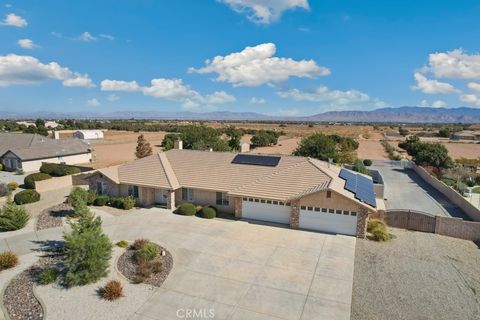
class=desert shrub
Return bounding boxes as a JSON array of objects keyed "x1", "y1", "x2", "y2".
[
  {"x1": 102, "y1": 280, "x2": 124, "y2": 301},
  {"x1": 131, "y1": 239, "x2": 150, "y2": 250},
  {"x1": 39, "y1": 267, "x2": 59, "y2": 285},
  {"x1": 0, "y1": 251, "x2": 18, "y2": 271},
  {"x1": 116, "y1": 240, "x2": 129, "y2": 248},
  {"x1": 14, "y1": 189, "x2": 40, "y2": 205},
  {"x1": 367, "y1": 219, "x2": 386, "y2": 232},
  {"x1": 40, "y1": 163, "x2": 81, "y2": 177},
  {"x1": 94, "y1": 195, "x2": 109, "y2": 206},
  {"x1": 137, "y1": 243, "x2": 160, "y2": 262},
  {"x1": 151, "y1": 260, "x2": 162, "y2": 274},
  {"x1": 363, "y1": 159, "x2": 372, "y2": 166},
  {"x1": 0, "y1": 184, "x2": 8, "y2": 197},
  {"x1": 24, "y1": 172, "x2": 51, "y2": 189},
  {"x1": 136, "y1": 260, "x2": 153, "y2": 278},
  {"x1": 367, "y1": 219, "x2": 389, "y2": 241},
  {"x1": 132, "y1": 275, "x2": 145, "y2": 284},
  {"x1": 64, "y1": 208, "x2": 112, "y2": 286},
  {"x1": 0, "y1": 202, "x2": 30, "y2": 231},
  {"x1": 68, "y1": 187, "x2": 89, "y2": 209},
  {"x1": 7, "y1": 182, "x2": 18, "y2": 191},
  {"x1": 109, "y1": 196, "x2": 135, "y2": 210},
  {"x1": 178, "y1": 203, "x2": 196, "y2": 216},
  {"x1": 201, "y1": 206, "x2": 216, "y2": 219}
]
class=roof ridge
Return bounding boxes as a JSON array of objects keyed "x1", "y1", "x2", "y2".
[{"x1": 158, "y1": 152, "x2": 180, "y2": 190}]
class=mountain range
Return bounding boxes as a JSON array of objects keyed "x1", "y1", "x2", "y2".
[{"x1": 1, "y1": 106, "x2": 480, "y2": 123}]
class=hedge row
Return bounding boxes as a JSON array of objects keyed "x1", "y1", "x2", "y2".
[
  {"x1": 40, "y1": 163, "x2": 81, "y2": 177},
  {"x1": 176, "y1": 203, "x2": 217, "y2": 219}
]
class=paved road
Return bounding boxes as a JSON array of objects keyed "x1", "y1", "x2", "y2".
[
  {"x1": 371, "y1": 161, "x2": 469, "y2": 220},
  {"x1": 1, "y1": 207, "x2": 356, "y2": 320}
]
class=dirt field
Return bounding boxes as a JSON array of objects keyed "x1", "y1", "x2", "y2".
[
  {"x1": 440, "y1": 142, "x2": 480, "y2": 159},
  {"x1": 90, "y1": 131, "x2": 167, "y2": 168},
  {"x1": 357, "y1": 140, "x2": 389, "y2": 160}
]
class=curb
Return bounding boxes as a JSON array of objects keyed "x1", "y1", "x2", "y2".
[{"x1": 32, "y1": 285, "x2": 47, "y2": 320}]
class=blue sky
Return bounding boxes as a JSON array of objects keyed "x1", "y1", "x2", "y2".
[{"x1": 1, "y1": 0, "x2": 480, "y2": 116}]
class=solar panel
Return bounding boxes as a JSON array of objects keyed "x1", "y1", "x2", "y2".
[
  {"x1": 339, "y1": 168, "x2": 376, "y2": 207},
  {"x1": 231, "y1": 154, "x2": 281, "y2": 167}
]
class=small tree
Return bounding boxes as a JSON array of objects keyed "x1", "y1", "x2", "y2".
[
  {"x1": 135, "y1": 134, "x2": 153, "y2": 159},
  {"x1": 64, "y1": 206, "x2": 112, "y2": 286},
  {"x1": 226, "y1": 127, "x2": 242, "y2": 151}
]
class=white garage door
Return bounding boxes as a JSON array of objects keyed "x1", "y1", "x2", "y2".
[
  {"x1": 299, "y1": 208, "x2": 357, "y2": 236},
  {"x1": 242, "y1": 199, "x2": 291, "y2": 224}
]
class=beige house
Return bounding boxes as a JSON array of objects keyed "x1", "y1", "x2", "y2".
[{"x1": 87, "y1": 149, "x2": 377, "y2": 237}]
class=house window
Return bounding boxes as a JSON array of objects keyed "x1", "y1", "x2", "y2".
[
  {"x1": 343, "y1": 210, "x2": 349, "y2": 215},
  {"x1": 254, "y1": 199, "x2": 259, "y2": 203},
  {"x1": 182, "y1": 188, "x2": 194, "y2": 201},
  {"x1": 216, "y1": 192, "x2": 229, "y2": 206},
  {"x1": 260, "y1": 199, "x2": 266, "y2": 203},
  {"x1": 128, "y1": 185, "x2": 139, "y2": 198},
  {"x1": 328, "y1": 209, "x2": 334, "y2": 213},
  {"x1": 266, "y1": 200, "x2": 272, "y2": 204},
  {"x1": 272, "y1": 201, "x2": 278, "y2": 205},
  {"x1": 96, "y1": 181, "x2": 103, "y2": 195},
  {"x1": 351, "y1": 211, "x2": 357, "y2": 216},
  {"x1": 326, "y1": 191, "x2": 332, "y2": 198},
  {"x1": 301, "y1": 206, "x2": 306, "y2": 210},
  {"x1": 336, "y1": 210, "x2": 342, "y2": 214},
  {"x1": 321, "y1": 208, "x2": 327, "y2": 213},
  {"x1": 314, "y1": 208, "x2": 320, "y2": 212},
  {"x1": 307, "y1": 206, "x2": 313, "y2": 211}
]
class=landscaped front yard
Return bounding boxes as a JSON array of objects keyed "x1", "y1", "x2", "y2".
[{"x1": 352, "y1": 228, "x2": 480, "y2": 320}]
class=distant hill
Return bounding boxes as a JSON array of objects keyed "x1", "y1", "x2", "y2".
[{"x1": 2, "y1": 106, "x2": 480, "y2": 123}]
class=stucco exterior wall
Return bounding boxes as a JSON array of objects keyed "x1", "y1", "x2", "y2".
[
  {"x1": 175, "y1": 188, "x2": 235, "y2": 214},
  {"x1": 299, "y1": 190, "x2": 362, "y2": 212},
  {"x1": 35, "y1": 175, "x2": 73, "y2": 193},
  {"x1": 6, "y1": 152, "x2": 92, "y2": 173}
]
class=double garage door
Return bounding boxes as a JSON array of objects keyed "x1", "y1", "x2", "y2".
[{"x1": 242, "y1": 199, "x2": 357, "y2": 236}]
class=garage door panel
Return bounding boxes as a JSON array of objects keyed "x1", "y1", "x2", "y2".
[
  {"x1": 242, "y1": 201, "x2": 291, "y2": 224},
  {"x1": 299, "y1": 210, "x2": 357, "y2": 236}
]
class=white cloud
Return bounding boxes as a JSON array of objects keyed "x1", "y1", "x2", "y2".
[
  {"x1": 100, "y1": 77, "x2": 236, "y2": 109},
  {"x1": 99, "y1": 34, "x2": 114, "y2": 40},
  {"x1": 0, "y1": 54, "x2": 94, "y2": 88},
  {"x1": 277, "y1": 86, "x2": 386, "y2": 110},
  {"x1": 250, "y1": 97, "x2": 266, "y2": 104},
  {"x1": 219, "y1": 0, "x2": 309, "y2": 24},
  {"x1": 412, "y1": 72, "x2": 458, "y2": 94},
  {"x1": 87, "y1": 98, "x2": 100, "y2": 106},
  {"x1": 460, "y1": 94, "x2": 480, "y2": 107},
  {"x1": 420, "y1": 99, "x2": 446, "y2": 108},
  {"x1": 101, "y1": 79, "x2": 140, "y2": 92},
  {"x1": 2, "y1": 13, "x2": 27, "y2": 27},
  {"x1": 79, "y1": 32, "x2": 97, "y2": 42},
  {"x1": 17, "y1": 38, "x2": 37, "y2": 49},
  {"x1": 425, "y1": 49, "x2": 480, "y2": 79},
  {"x1": 107, "y1": 94, "x2": 119, "y2": 102},
  {"x1": 189, "y1": 43, "x2": 329, "y2": 87},
  {"x1": 51, "y1": 31, "x2": 63, "y2": 38},
  {"x1": 467, "y1": 82, "x2": 480, "y2": 92}
]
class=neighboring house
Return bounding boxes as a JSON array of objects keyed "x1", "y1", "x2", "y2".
[
  {"x1": 451, "y1": 130, "x2": 480, "y2": 141},
  {"x1": 86, "y1": 148, "x2": 377, "y2": 237},
  {"x1": 0, "y1": 133, "x2": 92, "y2": 172},
  {"x1": 73, "y1": 130, "x2": 104, "y2": 140}
]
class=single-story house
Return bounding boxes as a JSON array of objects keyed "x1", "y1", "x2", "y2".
[
  {"x1": 451, "y1": 130, "x2": 480, "y2": 141},
  {"x1": 73, "y1": 130, "x2": 104, "y2": 140},
  {"x1": 0, "y1": 133, "x2": 92, "y2": 172},
  {"x1": 86, "y1": 148, "x2": 377, "y2": 237}
]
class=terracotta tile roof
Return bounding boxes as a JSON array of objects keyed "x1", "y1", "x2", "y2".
[{"x1": 117, "y1": 153, "x2": 174, "y2": 189}]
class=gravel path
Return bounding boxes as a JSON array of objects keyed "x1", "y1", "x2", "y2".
[
  {"x1": 117, "y1": 244, "x2": 173, "y2": 287},
  {"x1": 352, "y1": 228, "x2": 480, "y2": 320},
  {"x1": 35, "y1": 204, "x2": 73, "y2": 231}
]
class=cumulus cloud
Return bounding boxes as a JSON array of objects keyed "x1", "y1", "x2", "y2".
[
  {"x1": 87, "y1": 98, "x2": 100, "y2": 106},
  {"x1": 189, "y1": 43, "x2": 329, "y2": 87},
  {"x1": 250, "y1": 97, "x2": 266, "y2": 104},
  {"x1": 277, "y1": 86, "x2": 386, "y2": 110},
  {"x1": 78, "y1": 32, "x2": 97, "y2": 42},
  {"x1": 420, "y1": 99, "x2": 447, "y2": 108},
  {"x1": 467, "y1": 82, "x2": 480, "y2": 92},
  {"x1": 424, "y1": 49, "x2": 480, "y2": 79},
  {"x1": 460, "y1": 94, "x2": 480, "y2": 107},
  {"x1": 101, "y1": 77, "x2": 235, "y2": 109},
  {"x1": 0, "y1": 54, "x2": 94, "y2": 87},
  {"x1": 219, "y1": 0, "x2": 309, "y2": 24},
  {"x1": 2, "y1": 13, "x2": 27, "y2": 27},
  {"x1": 99, "y1": 34, "x2": 114, "y2": 40},
  {"x1": 17, "y1": 38, "x2": 36, "y2": 49},
  {"x1": 412, "y1": 72, "x2": 458, "y2": 94}
]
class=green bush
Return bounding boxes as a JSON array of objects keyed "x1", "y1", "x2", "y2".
[
  {"x1": 473, "y1": 187, "x2": 480, "y2": 194},
  {"x1": 14, "y1": 189, "x2": 40, "y2": 205},
  {"x1": 39, "y1": 267, "x2": 59, "y2": 285},
  {"x1": 363, "y1": 159, "x2": 372, "y2": 166},
  {"x1": 0, "y1": 202, "x2": 30, "y2": 231},
  {"x1": 86, "y1": 192, "x2": 97, "y2": 205},
  {"x1": 7, "y1": 182, "x2": 18, "y2": 191},
  {"x1": 137, "y1": 243, "x2": 160, "y2": 262},
  {"x1": 0, "y1": 163, "x2": 3, "y2": 171},
  {"x1": 353, "y1": 159, "x2": 369, "y2": 175},
  {"x1": 24, "y1": 172, "x2": 51, "y2": 189},
  {"x1": 68, "y1": 187, "x2": 89, "y2": 209},
  {"x1": 40, "y1": 163, "x2": 81, "y2": 177},
  {"x1": 131, "y1": 239, "x2": 150, "y2": 250},
  {"x1": 94, "y1": 195, "x2": 109, "y2": 206},
  {"x1": 116, "y1": 240, "x2": 129, "y2": 248},
  {"x1": 201, "y1": 206, "x2": 216, "y2": 219},
  {"x1": 109, "y1": 196, "x2": 135, "y2": 210},
  {"x1": 178, "y1": 203, "x2": 196, "y2": 216}
]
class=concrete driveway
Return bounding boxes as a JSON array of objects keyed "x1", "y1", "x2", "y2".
[
  {"x1": 1, "y1": 208, "x2": 356, "y2": 320},
  {"x1": 371, "y1": 161, "x2": 468, "y2": 220}
]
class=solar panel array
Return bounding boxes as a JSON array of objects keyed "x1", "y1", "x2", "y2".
[
  {"x1": 231, "y1": 154, "x2": 281, "y2": 167},
  {"x1": 339, "y1": 168, "x2": 376, "y2": 207}
]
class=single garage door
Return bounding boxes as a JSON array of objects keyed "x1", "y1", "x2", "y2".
[
  {"x1": 299, "y1": 208, "x2": 357, "y2": 236},
  {"x1": 242, "y1": 198, "x2": 291, "y2": 224}
]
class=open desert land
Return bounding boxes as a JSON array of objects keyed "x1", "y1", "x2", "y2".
[{"x1": 439, "y1": 141, "x2": 480, "y2": 159}]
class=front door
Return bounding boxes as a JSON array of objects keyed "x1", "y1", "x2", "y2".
[{"x1": 155, "y1": 189, "x2": 168, "y2": 205}]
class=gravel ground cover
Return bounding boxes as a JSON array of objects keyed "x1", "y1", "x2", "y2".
[
  {"x1": 35, "y1": 203, "x2": 73, "y2": 231},
  {"x1": 352, "y1": 228, "x2": 480, "y2": 320},
  {"x1": 3, "y1": 255, "x2": 60, "y2": 320},
  {"x1": 117, "y1": 244, "x2": 173, "y2": 287}
]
